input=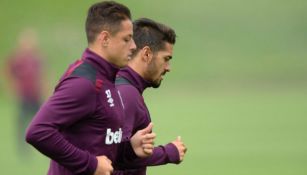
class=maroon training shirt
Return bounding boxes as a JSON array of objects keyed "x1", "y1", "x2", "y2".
[
  {"x1": 26, "y1": 49, "x2": 127, "y2": 175},
  {"x1": 114, "y1": 66, "x2": 180, "y2": 175}
]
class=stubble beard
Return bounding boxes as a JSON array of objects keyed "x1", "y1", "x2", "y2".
[{"x1": 146, "y1": 60, "x2": 162, "y2": 88}]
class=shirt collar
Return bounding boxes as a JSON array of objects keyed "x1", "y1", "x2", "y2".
[
  {"x1": 82, "y1": 48, "x2": 119, "y2": 82},
  {"x1": 117, "y1": 66, "x2": 152, "y2": 94}
]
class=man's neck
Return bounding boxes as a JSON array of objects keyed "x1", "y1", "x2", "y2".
[
  {"x1": 88, "y1": 45, "x2": 109, "y2": 62},
  {"x1": 127, "y1": 60, "x2": 146, "y2": 79}
]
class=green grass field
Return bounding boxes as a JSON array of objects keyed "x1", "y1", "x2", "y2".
[
  {"x1": 145, "y1": 85, "x2": 307, "y2": 175},
  {"x1": 0, "y1": 0, "x2": 306, "y2": 174},
  {"x1": 1, "y1": 86, "x2": 307, "y2": 174}
]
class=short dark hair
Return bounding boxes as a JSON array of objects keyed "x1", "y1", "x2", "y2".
[
  {"x1": 132, "y1": 18, "x2": 176, "y2": 55},
  {"x1": 86, "y1": 1, "x2": 131, "y2": 43}
]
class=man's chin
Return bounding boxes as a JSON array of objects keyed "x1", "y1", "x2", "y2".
[
  {"x1": 152, "y1": 81, "x2": 162, "y2": 88},
  {"x1": 118, "y1": 60, "x2": 129, "y2": 68}
]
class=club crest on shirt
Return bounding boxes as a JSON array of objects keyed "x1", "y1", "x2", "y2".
[{"x1": 105, "y1": 89, "x2": 114, "y2": 107}]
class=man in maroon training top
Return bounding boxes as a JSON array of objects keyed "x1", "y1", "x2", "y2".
[
  {"x1": 26, "y1": 2, "x2": 155, "y2": 175},
  {"x1": 114, "y1": 18, "x2": 187, "y2": 175}
]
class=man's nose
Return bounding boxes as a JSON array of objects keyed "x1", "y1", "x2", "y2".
[
  {"x1": 130, "y1": 39, "x2": 136, "y2": 51},
  {"x1": 165, "y1": 62, "x2": 171, "y2": 72}
]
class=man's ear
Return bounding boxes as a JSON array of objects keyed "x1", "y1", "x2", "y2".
[
  {"x1": 141, "y1": 46, "x2": 153, "y2": 63},
  {"x1": 97, "y1": 31, "x2": 110, "y2": 47}
]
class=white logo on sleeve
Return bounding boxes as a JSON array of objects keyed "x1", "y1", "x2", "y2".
[
  {"x1": 105, "y1": 128, "x2": 122, "y2": 145},
  {"x1": 105, "y1": 89, "x2": 114, "y2": 107}
]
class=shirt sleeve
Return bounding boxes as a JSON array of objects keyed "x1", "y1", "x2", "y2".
[
  {"x1": 115, "y1": 84, "x2": 180, "y2": 169},
  {"x1": 146, "y1": 143, "x2": 180, "y2": 166},
  {"x1": 25, "y1": 77, "x2": 98, "y2": 175},
  {"x1": 115, "y1": 141, "x2": 180, "y2": 170}
]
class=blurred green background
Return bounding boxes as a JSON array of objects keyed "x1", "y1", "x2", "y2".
[{"x1": 1, "y1": 0, "x2": 307, "y2": 174}]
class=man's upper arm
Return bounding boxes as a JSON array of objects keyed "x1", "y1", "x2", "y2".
[
  {"x1": 41, "y1": 77, "x2": 97, "y2": 127},
  {"x1": 26, "y1": 77, "x2": 98, "y2": 175}
]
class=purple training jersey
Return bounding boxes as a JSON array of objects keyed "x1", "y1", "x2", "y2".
[
  {"x1": 114, "y1": 66, "x2": 180, "y2": 175},
  {"x1": 26, "y1": 48, "x2": 126, "y2": 175}
]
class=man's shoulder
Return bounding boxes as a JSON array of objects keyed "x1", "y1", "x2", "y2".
[
  {"x1": 117, "y1": 83, "x2": 139, "y2": 96},
  {"x1": 116, "y1": 80, "x2": 141, "y2": 104},
  {"x1": 115, "y1": 77, "x2": 139, "y2": 94},
  {"x1": 69, "y1": 61, "x2": 97, "y2": 84},
  {"x1": 57, "y1": 61, "x2": 103, "y2": 93},
  {"x1": 115, "y1": 76, "x2": 132, "y2": 86}
]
